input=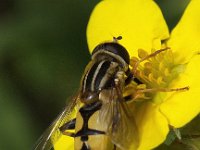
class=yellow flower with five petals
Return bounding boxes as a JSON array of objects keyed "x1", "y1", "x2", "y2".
[{"x1": 54, "y1": 0, "x2": 200, "y2": 149}]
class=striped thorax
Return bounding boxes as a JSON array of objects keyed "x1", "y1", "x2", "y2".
[{"x1": 80, "y1": 42, "x2": 130, "y2": 104}]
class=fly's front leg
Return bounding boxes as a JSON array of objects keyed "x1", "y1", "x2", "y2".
[
  {"x1": 59, "y1": 118, "x2": 76, "y2": 137},
  {"x1": 116, "y1": 70, "x2": 143, "y2": 101},
  {"x1": 132, "y1": 86, "x2": 189, "y2": 100},
  {"x1": 132, "y1": 47, "x2": 169, "y2": 74},
  {"x1": 136, "y1": 86, "x2": 189, "y2": 93},
  {"x1": 125, "y1": 68, "x2": 143, "y2": 85},
  {"x1": 123, "y1": 82, "x2": 189, "y2": 101},
  {"x1": 114, "y1": 71, "x2": 126, "y2": 93}
]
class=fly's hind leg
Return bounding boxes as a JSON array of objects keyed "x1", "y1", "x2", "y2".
[{"x1": 59, "y1": 118, "x2": 76, "y2": 137}]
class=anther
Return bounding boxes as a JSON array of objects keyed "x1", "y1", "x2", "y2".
[{"x1": 133, "y1": 47, "x2": 170, "y2": 74}]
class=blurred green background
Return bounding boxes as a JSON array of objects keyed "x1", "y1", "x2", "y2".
[{"x1": 0, "y1": 0, "x2": 197, "y2": 150}]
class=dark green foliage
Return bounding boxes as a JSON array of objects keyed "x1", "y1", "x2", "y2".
[{"x1": 0, "y1": 0, "x2": 197, "y2": 150}]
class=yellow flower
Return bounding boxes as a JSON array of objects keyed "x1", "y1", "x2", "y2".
[
  {"x1": 86, "y1": 0, "x2": 200, "y2": 149},
  {"x1": 54, "y1": 0, "x2": 200, "y2": 149}
]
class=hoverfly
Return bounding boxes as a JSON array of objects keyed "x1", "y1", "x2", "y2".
[{"x1": 34, "y1": 37, "x2": 140, "y2": 150}]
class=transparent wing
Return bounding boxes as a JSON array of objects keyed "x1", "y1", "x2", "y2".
[
  {"x1": 99, "y1": 88, "x2": 139, "y2": 150},
  {"x1": 33, "y1": 95, "x2": 81, "y2": 150}
]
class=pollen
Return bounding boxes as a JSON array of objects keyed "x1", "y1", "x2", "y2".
[{"x1": 127, "y1": 48, "x2": 182, "y2": 102}]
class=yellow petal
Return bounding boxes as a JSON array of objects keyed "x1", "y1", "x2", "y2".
[
  {"x1": 160, "y1": 55, "x2": 200, "y2": 128},
  {"x1": 134, "y1": 102, "x2": 169, "y2": 150},
  {"x1": 167, "y1": 0, "x2": 200, "y2": 63},
  {"x1": 87, "y1": 0, "x2": 169, "y2": 57},
  {"x1": 54, "y1": 135, "x2": 74, "y2": 150}
]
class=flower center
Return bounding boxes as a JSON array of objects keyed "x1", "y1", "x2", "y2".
[{"x1": 127, "y1": 48, "x2": 186, "y2": 103}]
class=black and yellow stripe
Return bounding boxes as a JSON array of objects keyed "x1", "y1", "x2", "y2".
[
  {"x1": 61, "y1": 42, "x2": 133, "y2": 150},
  {"x1": 80, "y1": 42, "x2": 131, "y2": 104},
  {"x1": 81, "y1": 60, "x2": 118, "y2": 92}
]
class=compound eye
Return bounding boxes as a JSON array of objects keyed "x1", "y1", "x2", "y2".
[{"x1": 80, "y1": 91, "x2": 99, "y2": 104}]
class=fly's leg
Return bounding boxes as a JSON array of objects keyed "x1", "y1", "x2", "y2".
[
  {"x1": 127, "y1": 48, "x2": 170, "y2": 85},
  {"x1": 136, "y1": 86, "x2": 189, "y2": 93},
  {"x1": 124, "y1": 83, "x2": 189, "y2": 101},
  {"x1": 59, "y1": 118, "x2": 76, "y2": 137},
  {"x1": 125, "y1": 68, "x2": 143, "y2": 85},
  {"x1": 133, "y1": 47, "x2": 170, "y2": 74},
  {"x1": 126, "y1": 47, "x2": 190, "y2": 100},
  {"x1": 133, "y1": 86, "x2": 189, "y2": 100}
]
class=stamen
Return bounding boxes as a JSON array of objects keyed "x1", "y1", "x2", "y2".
[
  {"x1": 157, "y1": 77, "x2": 164, "y2": 85},
  {"x1": 128, "y1": 47, "x2": 188, "y2": 102}
]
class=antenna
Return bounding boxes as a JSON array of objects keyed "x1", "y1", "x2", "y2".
[{"x1": 113, "y1": 36, "x2": 122, "y2": 43}]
